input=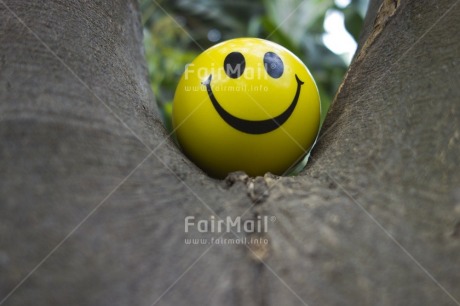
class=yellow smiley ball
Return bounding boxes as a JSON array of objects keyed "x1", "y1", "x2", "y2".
[{"x1": 172, "y1": 38, "x2": 321, "y2": 178}]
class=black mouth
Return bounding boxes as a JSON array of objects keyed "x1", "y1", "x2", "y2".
[{"x1": 202, "y1": 74, "x2": 304, "y2": 134}]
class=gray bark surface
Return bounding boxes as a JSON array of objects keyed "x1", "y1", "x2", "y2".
[{"x1": 1, "y1": 0, "x2": 459, "y2": 305}]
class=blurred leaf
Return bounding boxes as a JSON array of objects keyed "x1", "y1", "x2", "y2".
[
  {"x1": 263, "y1": 0, "x2": 334, "y2": 43},
  {"x1": 344, "y1": 8, "x2": 364, "y2": 41},
  {"x1": 350, "y1": 0, "x2": 369, "y2": 18}
]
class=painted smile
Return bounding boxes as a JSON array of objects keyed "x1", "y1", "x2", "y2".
[{"x1": 203, "y1": 75, "x2": 304, "y2": 134}]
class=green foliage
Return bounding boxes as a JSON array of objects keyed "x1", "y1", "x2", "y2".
[{"x1": 141, "y1": 0, "x2": 368, "y2": 130}]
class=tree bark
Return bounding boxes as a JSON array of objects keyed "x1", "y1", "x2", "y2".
[{"x1": 1, "y1": 0, "x2": 459, "y2": 305}]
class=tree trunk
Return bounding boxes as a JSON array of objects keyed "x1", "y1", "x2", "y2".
[{"x1": 1, "y1": 0, "x2": 459, "y2": 305}]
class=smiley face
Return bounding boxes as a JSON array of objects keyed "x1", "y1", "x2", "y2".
[
  {"x1": 202, "y1": 51, "x2": 305, "y2": 134},
  {"x1": 173, "y1": 38, "x2": 320, "y2": 178}
]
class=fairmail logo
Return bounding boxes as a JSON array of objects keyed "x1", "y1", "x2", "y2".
[{"x1": 184, "y1": 215, "x2": 275, "y2": 233}]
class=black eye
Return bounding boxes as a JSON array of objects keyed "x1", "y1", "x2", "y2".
[
  {"x1": 224, "y1": 52, "x2": 245, "y2": 78},
  {"x1": 263, "y1": 52, "x2": 284, "y2": 78}
]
